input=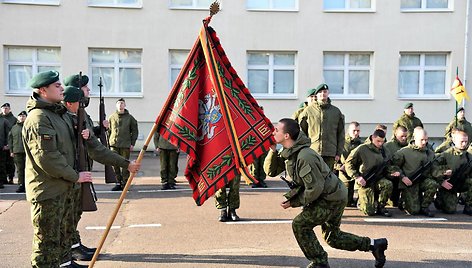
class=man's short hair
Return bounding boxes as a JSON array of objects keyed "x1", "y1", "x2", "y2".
[
  {"x1": 279, "y1": 118, "x2": 300, "y2": 141},
  {"x1": 395, "y1": 125, "x2": 407, "y2": 132},
  {"x1": 372, "y1": 129, "x2": 386, "y2": 139},
  {"x1": 350, "y1": 121, "x2": 360, "y2": 127},
  {"x1": 376, "y1": 124, "x2": 387, "y2": 131}
]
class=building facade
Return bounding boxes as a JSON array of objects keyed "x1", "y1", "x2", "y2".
[{"x1": 1, "y1": 0, "x2": 471, "y2": 148}]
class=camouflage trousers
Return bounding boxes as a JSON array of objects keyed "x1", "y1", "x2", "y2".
[
  {"x1": 61, "y1": 186, "x2": 83, "y2": 261},
  {"x1": 292, "y1": 199, "x2": 371, "y2": 265},
  {"x1": 111, "y1": 147, "x2": 130, "y2": 187},
  {"x1": 30, "y1": 194, "x2": 67, "y2": 268},
  {"x1": 400, "y1": 178, "x2": 438, "y2": 215},
  {"x1": 159, "y1": 149, "x2": 179, "y2": 184},
  {"x1": 435, "y1": 178, "x2": 472, "y2": 213},
  {"x1": 13, "y1": 153, "x2": 26, "y2": 186},
  {"x1": 357, "y1": 178, "x2": 393, "y2": 216},
  {"x1": 249, "y1": 152, "x2": 267, "y2": 182},
  {"x1": 215, "y1": 175, "x2": 240, "y2": 209}
]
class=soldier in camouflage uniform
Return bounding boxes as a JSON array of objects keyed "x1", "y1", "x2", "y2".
[
  {"x1": 392, "y1": 102, "x2": 423, "y2": 142},
  {"x1": 391, "y1": 129, "x2": 438, "y2": 217},
  {"x1": 292, "y1": 101, "x2": 308, "y2": 123},
  {"x1": 433, "y1": 130, "x2": 472, "y2": 215},
  {"x1": 264, "y1": 118, "x2": 388, "y2": 268},
  {"x1": 1, "y1": 103, "x2": 17, "y2": 184},
  {"x1": 7, "y1": 111, "x2": 27, "y2": 193},
  {"x1": 22, "y1": 71, "x2": 93, "y2": 268},
  {"x1": 435, "y1": 107, "x2": 472, "y2": 153},
  {"x1": 299, "y1": 84, "x2": 345, "y2": 170},
  {"x1": 154, "y1": 132, "x2": 179, "y2": 190},
  {"x1": 215, "y1": 174, "x2": 241, "y2": 222},
  {"x1": 0, "y1": 115, "x2": 10, "y2": 189},
  {"x1": 335, "y1": 121, "x2": 362, "y2": 207},
  {"x1": 249, "y1": 151, "x2": 268, "y2": 188},
  {"x1": 345, "y1": 129, "x2": 394, "y2": 217},
  {"x1": 108, "y1": 98, "x2": 139, "y2": 191},
  {"x1": 384, "y1": 126, "x2": 408, "y2": 207}
]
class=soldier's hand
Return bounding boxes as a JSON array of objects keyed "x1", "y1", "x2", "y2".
[
  {"x1": 102, "y1": 119, "x2": 110, "y2": 129},
  {"x1": 128, "y1": 160, "x2": 141, "y2": 173},
  {"x1": 130, "y1": 145, "x2": 134, "y2": 151},
  {"x1": 270, "y1": 144, "x2": 277, "y2": 152},
  {"x1": 81, "y1": 129, "x2": 90, "y2": 140},
  {"x1": 77, "y1": 171, "x2": 92, "y2": 183},
  {"x1": 335, "y1": 155, "x2": 340, "y2": 162},
  {"x1": 441, "y1": 179, "x2": 453, "y2": 190},
  {"x1": 391, "y1": 171, "x2": 400, "y2": 177},
  {"x1": 280, "y1": 200, "x2": 291, "y2": 209},
  {"x1": 402, "y1": 176, "x2": 412, "y2": 186},
  {"x1": 340, "y1": 165, "x2": 345, "y2": 172},
  {"x1": 443, "y1": 169, "x2": 452, "y2": 176},
  {"x1": 10, "y1": 152, "x2": 14, "y2": 157},
  {"x1": 356, "y1": 176, "x2": 366, "y2": 187}
]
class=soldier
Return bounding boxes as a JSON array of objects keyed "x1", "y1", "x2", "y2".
[
  {"x1": 108, "y1": 98, "x2": 139, "y2": 191},
  {"x1": 22, "y1": 70, "x2": 93, "y2": 267},
  {"x1": 60, "y1": 86, "x2": 141, "y2": 266},
  {"x1": 433, "y1": 130, "x2": 472, "y2": 215},
  {"x1": 392, "y1": 102, "x2": 423, "y2": 142},
  {"x1": 384, "y1": 126, "x2": 408, "y2": 207},
  {"x1": 435, "y1": 107, "x2": 472, "y2": 153},
  {"x1": 249, "y1": 151, "x2": 268, "y2": 188},
  {"x1": 1, "y1": 102, "x2": 17, "y2": 184},
  {"x1": 215, "y1": 175, "x2": 241, "y2": 222},
  {"x1": 391, "y1": 129, "x2": 438, "y2": 217},
  {"x1": 292, "y1": 90, "x2": 313, "y2": 123},
  {"x1": 345, "y1": 129, "x2": 394, "y2": 217},
  {"x1": 299, "y1": 83, "x2": 345, "y2": 170},
  {"x1": 153, "y1": 132, "x2": 179, "y2": 190},
  {"x1": 7, "y1": 111, "x2": 27, "y2": 193},
  {"x1": 0, "y1": 115, "x2": 10, "y2": 189},
  {"x1": 264, "y1": 118, "x2": 388, "y2": 268},
  {"x1": 335, "y1": 121, "x2": 362, "y2": 207}
]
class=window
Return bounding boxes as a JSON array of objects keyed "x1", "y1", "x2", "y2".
[
  {"x1": 88, "y1": 0, "x2": 142, "y2": 8},
  {"x1": 5, "y1": 47, "x2": 61, "y2": 94},
  {"x1": 247, "y1": 52, "x2": 296, "y2": 98},
  {"x1": 323, "y1": 53, "x2": 372, "y2": 98},
  {"x1": 2, "y1": 0, "x2": 59, "y2": 5},
  {"x1": 169, "y1": 0, "x2": 214, "y2": 9},
  {"x1": 398, "y1": 53, "x2": 448, "y2": 98},
  {"x1": 323, "y1": 0, "x2": 374, "y2": 11},
  {"x1": 89, "y1": 49, "x2": 142, "y2": 96},
  {"x1": 401, "y1": 0, "x2": 451, "y2": 11},
  {"x1": 247, "y1": 0, "x2": 298, "y2": 11},
  {"x1": 169, "y1": 50, "x2": 190, "y2": 89}
]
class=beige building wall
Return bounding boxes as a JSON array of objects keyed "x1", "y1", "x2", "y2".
[{"x1": 1, "y1": 0, "x2": 470, "y2": 148}]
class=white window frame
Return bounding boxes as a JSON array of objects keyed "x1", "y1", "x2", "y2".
[
  {"x1": 88, "y1": 0, "x2": 142, "y2": 9},
  {"x1": 323, "y1": 0, "x2": 376, "y2": 13},
  {"x1": 400, "y1": 0, "x2": 453, "y2": 12},
  {"x1": 398, "y1": 52, "x2": 449, "y2": 100},
  {"x1": 169, "y1": 50, "x2": 190, "y2": 89},
  {"x1": 89, "y1": 48, "x2": 143, "y2": 97},
  {"x1": 168, "y1": 0, "x2": 218, "y2": 10},
  {"x1": 2, "y1": 0, "x2": 59, "y2": 5},
  {"x1": 246, "y1": 0, "x2": 299, "y2": 12},
  {"x1": 4, "y1": 46, "x2": 61, "y2": 95},
  {"x1": 247, "y1": 51, "x2": 297, "y2": 99},
  {"x1": 323, "y1": 52, "x2": 373, "y2": 99}
]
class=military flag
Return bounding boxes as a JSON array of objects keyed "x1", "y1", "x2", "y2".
[
  {"x1": 450, "y1": 74, "x2": 469, "y2": 104},
  {"x1": 154, "y1": 14, "x2": 275, "y2": 205}
]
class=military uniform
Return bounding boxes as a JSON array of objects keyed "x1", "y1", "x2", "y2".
[
  {"x1": 0, "y1": 116, "x2": 10, "y2": 188},
  {"x1": 344, "y1": 138, "x2": 393, "y2": 216},
  {"x1": 7, "y1": 113, "x2": 26, "y2": 192},
  {"x1": 335, "y1": 134, "x2": 362, "y2": 206},
  {"x1": 215, "y1": 174, "x2": 241, "y2": 221},
  {"x1": 108, "y1": 108, "x2": 138, "y2": 188},
  {"x1": 435, "y1": 117, "x2": 472, "y2": 153},
  {"x1": 153, "y1": 133, "x2": 179, "y2": 189},
  {"x1": 433, "y1": 146, "x2": 472, "y2": 214},
  {"x1": 391, "y1": 144, "x2": 438, "y2": 215},
  {"x1": 264, "y1": 132, "x2": 373, "y2": 267},
  {"x1": 392, "y1": 112, "x2": 423, "y2": 142},
  {"x1": 1, "y1": 106, "x2": 18, "y2": 183},
  {"x1": 299, "y1": 98, "x2": 345, "y2": 170},
  {"x1": 292, "y1": 102, "x2": 307, "y2": 123},
  {"x1": 249, "y1": 152, "x2": 268, "y2": 187},
  {"x1": 384, "y1": 137, "x2": 408, "y2": 206}
]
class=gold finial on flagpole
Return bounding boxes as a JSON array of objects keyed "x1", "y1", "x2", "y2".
[{"x1": 209, "y1": 1, "x2": 220, "y2": 16}]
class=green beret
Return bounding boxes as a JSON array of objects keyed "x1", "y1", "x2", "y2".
[
  {"x1": 64, "y1": 74, "x2": 89, "y2": 88},
  {"x1": 18, "y1": 111, "x2": 27, "y2": 116},
  {"x1": 63, "y1": 86, "x2": 84, "y2": 103},
  {"x1": 404, "y1": 102, "x2": 413, "y2": 109},
  {"x1": 1, "y1": 103, "x2": 10, "y2": 108},
  {"x1": 457, "y1": 107, "x2": 465, "y2": 113},
  {"x1": 307, "y1": 83, "x2": 329, "y2": 96},
  {"x1": 29, "y1": 70, "x2": 60, "y2": 89},
  {"x1": 298, "y1": 102, "x2": 307, "y2": 109}
]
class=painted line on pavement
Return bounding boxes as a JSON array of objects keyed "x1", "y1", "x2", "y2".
[
  {"x1": 225, "y1": 220, "x2": 293, "y2": 225},
  {"x1": 129, "y1": 224, "x2": 162, "y2": 228},
  {"x1": 86, "y1": 226, "x2": 121, "y2": 230},
  {"x1": 364, "y1": 218, "x2": 448, "y2": 223},
  {"x1": 86, "y1": 224, "x2": 162, "y2": 230}
]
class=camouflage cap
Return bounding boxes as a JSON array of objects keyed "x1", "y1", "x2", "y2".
[
  {"x1": 29, "y1": 70, "x2": 60, "y2": 90},
  {"x1": 64, "y1": 74, "x2": 89, "y2": 88},
  {"x1": 63, "y1": 86, "x2": 84, "y2": 103},
  {"x1": 307, "y1": 83, "x2": 329, "y2": 96}
]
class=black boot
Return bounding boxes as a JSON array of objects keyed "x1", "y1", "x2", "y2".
[
  {"x1": 376, "y1": 205, "x2": 392, "y2": 217},
  {"x1": 60, "y1": 260, "x2": 88, "y2": 268},
  {"x1": 371, "y1": 238, "x2": 388, "y2": 268},
  {"x1": 15, "y1": 185, "x2": 25, "y2": 193},
  {"x1": 71, "y1": 245, "x2": 93, "y2": 261},
  {"x1": 218, "y1": 209, "x2": 228, "y2": 222},
  {"x1": 161, "y1": 183, "x2": 171, "y2": 190},
  {"x1": 111, "y1": 184, "x2": 122, "y2": 191},
  {"x1": 229, "y1": 209, "x2": 240, "y2": 221},
  {"x1": 464, "y1": 205, "x2": 472, "y2": 216},
  {"x1": 0, "y1": 182, "x2": 4, "y2": 189},
  {"x1": 420, "y1": 207, "x2": 434, "y2": 217},
  {"x1": 307, "y1": 262, "x2": 330, "y2": 268},
  {"x1": 79, "y1": 243, "x2": 97, "y2": 255}
]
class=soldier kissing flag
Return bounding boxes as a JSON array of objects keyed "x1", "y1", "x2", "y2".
[{"x1": 154, "y1": 13, "x2": 275, "y2": 205}]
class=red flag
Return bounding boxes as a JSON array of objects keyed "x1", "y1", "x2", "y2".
[{"x1": 155, "y1": 18, "x2": 275, "y2": 205}]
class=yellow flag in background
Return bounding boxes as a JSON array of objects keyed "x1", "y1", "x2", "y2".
[{"x1": 450, "y1": 75, "x2": 470, "y2": 103}]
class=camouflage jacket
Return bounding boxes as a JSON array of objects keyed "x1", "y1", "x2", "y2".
[
  {"x1": 433, "y1": 147, "x2": 472, "y2": 183},
  {"x1": 107, "y1": 109, "x2": 138, "y2": 148},
  {"x1": 444, "y1": 117, "x2": 472, "y2": 141},
  {"x1": 7, "y1": 122, "x2": 24, "y2": 154},
  {"x1": 391, "y1": 143, "x2": 436, "y2": 188},
  {"x1": 392, "y1": 112, "x2": 423, "y2": 142},
  {"x1": 384, "y1": 138, "x2": 407, "y2": 156},
  {"x1": 335, "y1": 135, "x2": 362, "y2": 182}
]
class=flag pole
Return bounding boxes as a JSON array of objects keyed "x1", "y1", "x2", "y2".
[
  {"x1": 456, "y1": 67, "x2": 459, "y2": 128},
  {"x1": 88, "y1": 123, "x2": 159, "y2": 268}
]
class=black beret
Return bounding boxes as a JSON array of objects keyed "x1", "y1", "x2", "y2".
[
  {"x1": 1, "y1": 103, "x2": 10, "y2": 108},
  {"x1": 18, "y1": 111, "x2": 27, "y2": 116},
  {"x1": 64, "y1": 74, "x2": 89, "y2": 88},
  {"x1": 457, "y1": 107, "x2": 465, "y2": 113},
  {"x1": 63, "y1": 86, "x2": 84, "y2": 103},
  {"x1": 308, "y1": 83, "x2": 329, "y2": 96},
  {"x1": 117, "y1": 98, "x2": 125, "y2": 102},
  {"x1": 29, "y1": 70, "x2": 60, "y2": 89},
  {"x1": 404, "y1": 102, "x2": 413, "y2": 109}
]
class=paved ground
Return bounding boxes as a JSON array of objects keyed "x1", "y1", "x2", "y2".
[{"x1": 1, "y1": 152, "x2": 471, "y2": 268}]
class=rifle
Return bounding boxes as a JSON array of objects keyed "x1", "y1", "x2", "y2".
[
  {"x1": 98, "y1": 77, "x2": 117, "y2": 183},
  {"x1": 280, "y1": 175, "x2": 304, "y2": 203},
  {"x1": 77, "y1": 72, "x2": 98, "y2": 212},
  {"x1": 362, "y1": 153, "x2": 392, "y2": 187},
  {"x1": 408, "y1": 155, "x2": 440, "y2": 185},
  {"x1": 446, "y1": 155, "x2": 472, "y2": 192}
]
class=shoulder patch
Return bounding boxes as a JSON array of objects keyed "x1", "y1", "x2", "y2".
[{"x1": 299, "y1": 165, "x2": 312, "y2": 183}]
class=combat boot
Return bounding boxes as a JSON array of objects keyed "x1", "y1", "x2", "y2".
[
  {"x1": 371, "y1": 238, "x2": 388, "y2": 268},
  {"x1": 229, "y1": 209, "x2": 240, "y2": 221},
  {"x1": 111, "y1": 184, "x2": 122, "y2": 191},
  {"x1": 15, "y1": 185, "x2": 25, "y2": 193},
  {"x1": 60, "y1": 260, "x2": 88, "y2": 268},
  {"x1": 463, "y1": 205, "x2": 472, "y2": 216},
  {"x1": 376, "y1": 205, "x2": 392, "y2": 217},
  {"x1": 307, "y1": 262, "x2": 330, "y2": 268},
  {"x1": 161, "y1": 183, "x2": 171, "y2": 190},
  {"x1": 71, "y1": 245, "x2": 93, "y2": 261},
  {"x1": 420, "y1": 207, "x2": 434, "y2": 217},
  {"x1": 79, "y1": 243, "x2": 96, "y2": 255},
  {"x1": 218, "y1": 209, "x2": 228, "y2": 222}
]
